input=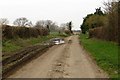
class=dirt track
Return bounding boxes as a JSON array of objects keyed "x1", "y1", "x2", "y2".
[{"x1": 8, "y1": 35, "x2": 108, "y2": 78}]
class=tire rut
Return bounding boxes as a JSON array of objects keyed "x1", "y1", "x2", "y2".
[{"x1": 47, "y1": 41, "x2": 71, "y2": 78}]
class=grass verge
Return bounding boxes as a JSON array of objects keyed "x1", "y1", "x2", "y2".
[
  {"x1": 79, "y1": 33, "x2": 119, "y2": 78},
  {"x1": 2, "y1": 33, "x2": 68, "y2": 57}
]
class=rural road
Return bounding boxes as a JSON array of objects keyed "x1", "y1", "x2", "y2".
[{"x1": 8, "y1": 35, "x2": 108, "y2": 78}]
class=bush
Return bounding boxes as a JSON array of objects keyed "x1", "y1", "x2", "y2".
[
  {"x1": 2, "y1": 25, "x2": 49, "y2": 39},
  {"x1": 88, "y1": 2, "x2": 118, "y2": 43},
  {"x1": 2, "y1": 25, "x2": 14, "y2": 39}
]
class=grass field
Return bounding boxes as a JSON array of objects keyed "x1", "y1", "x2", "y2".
[
  {"x1": 2, "y1": 32, "x2": 68, "y2": 56},
  {"x1": 79, "y1": 34, "x2": 119, "y2": 78}
]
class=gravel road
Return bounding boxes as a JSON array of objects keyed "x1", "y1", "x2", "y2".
[{"x1": 8, "y1": 35, "x2": 108, "y2": 78}]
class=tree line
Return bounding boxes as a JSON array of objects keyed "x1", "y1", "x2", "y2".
[
  {"x1": 0, "y1": 17, "x2": 73, "y2": 39},
  {"x1": 80, "y1": 0, "x2": 119, "y2": 44}
]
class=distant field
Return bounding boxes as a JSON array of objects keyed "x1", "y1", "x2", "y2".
[
  {"x1": 79, "y1": 34, "x2": 119, "y2": 78},
  {"x1": 2, "y1": 32, "x2": 68, "y2": 58}
]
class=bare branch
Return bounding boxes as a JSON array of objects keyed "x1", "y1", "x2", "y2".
[{"x1": 0, "y1": 18, "x2": 9, "y2": 25}]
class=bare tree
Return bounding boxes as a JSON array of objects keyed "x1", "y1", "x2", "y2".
[
  {"x1": 45, "y1": 20, "x2": 53, "y2": 32},
  {"x1": 50, "y1": 22, "x2": 59, "y2": 32},
  {"x1": 60, "y1": 23, "x2": 67, "y2": 27},
  {"x1": 35, "y1": 20, "x2": 53, "y2": 27},
  {"x1": 0, "y1": 18, "x2": 9, "y2": 25},
  {"x1": 103, "y1": 0, "x2": 119, "y2": 41},
  {"x1": 45, "y1": 20, "x2": 53, "y2": 26},
  {"x1": 59, "y1": 24, "x2": 66, "y2": 33},
  {"x1": 35, "y1": 20, "x2": 59, "y2": 32},
  {"x1": 35, "y1": 20, "x2": 46, "y2": 28},
  {"x1": 27, "y1": 21, "x2": 33, "y2": 27},
  {"x1": 13, "y1": 17, "x2": 32, "y2": 27}
]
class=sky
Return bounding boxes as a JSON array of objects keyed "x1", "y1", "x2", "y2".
[{"x1": 0, "y1": 0, "x2": 108, "y2": 30}]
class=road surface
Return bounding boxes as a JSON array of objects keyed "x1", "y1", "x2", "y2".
[{"x1": 8, "y1": 35, "x2": 108, "y2": 78}]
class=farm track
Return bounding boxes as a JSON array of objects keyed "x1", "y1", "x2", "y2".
[{"x1": 7, "y1": 35, "x2": 108, "y2": 78}]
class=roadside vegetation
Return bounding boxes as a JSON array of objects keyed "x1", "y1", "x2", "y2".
[
  {"x1": 80, "y1": 34, "x2": 118, "y2": 78},
  {"x1": 1, "y1": 18, "x2": 72, "y2": 75},
  {"x1": 1, "y1": 17, "x2": 73, "y2": 60},
  {"x1": 80, "y1": 0, "x2": 119, "y2": 78},
  {"x1": 2, "y1": 32, "x2": 68, "y2": 58},
  {"x1": 2, "y1": 32, "x2": 69, "y2": 75},
  {"x1": 80, "y1": 1, "x2": 119, "y2": 44}
]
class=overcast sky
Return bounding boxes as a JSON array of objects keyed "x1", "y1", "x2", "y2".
[{"x1": 0, "y1": 0, "x2": 108, "y2": 30}]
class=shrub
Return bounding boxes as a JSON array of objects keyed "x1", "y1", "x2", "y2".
[{"x1": 2, "y1": 25, "x2": 49, "y2": 40}]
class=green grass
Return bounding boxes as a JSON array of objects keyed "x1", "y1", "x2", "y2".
[
  {"x1": 2, "y1": 41, "x2": 22, "y2": 53},
  {"x1": 80, "y1": 34, "x2": 119, "y2": 78},
  {"x1": 2, "y1": 33, "x2": 68, "y2": 56}
]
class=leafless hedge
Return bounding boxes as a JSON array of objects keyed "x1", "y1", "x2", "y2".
[
  {"x1": 89, "y1": 26, "x2": 118, "y2": 42},
  {"x1": 2, "y1": 25, "x2": 49, "y2": 39}
]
